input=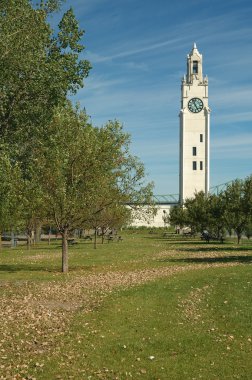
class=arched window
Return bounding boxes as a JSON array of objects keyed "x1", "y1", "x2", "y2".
[{"x1": 193, "y1": 61, "x2": 198, "y2": 74}]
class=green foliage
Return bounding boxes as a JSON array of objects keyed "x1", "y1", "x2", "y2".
[
  {"x1": 171, "y1": 176, "x2": 252, "y2": 243},
  {"x1": 0, "y1": 145, "x2": 23, "y2": 231},
  {"x1": 207, "y1": 194, "x2": 226, "y2": 238},
  {"x1": 39, "y1": 105, "x2": 153, "y2": 271},
  {"x1": 222, "y1": 179, "x2": 250, "y2": 243},
  {"x1": 0, "y1": 0, "x2": 152, "y2": 269},
  {"x1": 0, "y1": 0, "x2": 91, "y2": 146},
  {"x1": 184, "y1": 191, "x2": 209, "y2": 233},
  {"x1": 168, "y1": 204, "x2": 188, "y2": 228},
  {"x1": 0, "y1": 0, "x2": 92, "y2": 255}
]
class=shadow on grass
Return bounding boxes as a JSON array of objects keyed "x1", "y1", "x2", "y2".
[
  {"x1": 159, "y1": 255, "x2": 252, "y2": 265},
  {"x1": 0, "y1": 264, "x2": 58, "y2": 273},
  {"x1": 178, "y1": 245, "x2": 252, "y2": 252},
  {"x1": 0, "y1": 263, "x2": 97, "y2": 274},
  {"x1": 144, "y1": 236, "x2": 186, "y2": 242},
  {"x1": 21, "y1": 242, "x2": 94, "y2": 252},
  {"x1": 145, "y1": 235, "x2": 252, "y2": 248}
]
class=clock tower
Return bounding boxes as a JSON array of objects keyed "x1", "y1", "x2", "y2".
[{"x1": 179, "y1": 43, "x2": 210, "y2": 203}]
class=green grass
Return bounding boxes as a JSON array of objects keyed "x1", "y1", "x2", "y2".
[
  {"x1": 40, "y1": 267, "x2": 252, "y2": 380},
  {"x1": 1, "y1": 232, "x2": 252, "y2": 379}
]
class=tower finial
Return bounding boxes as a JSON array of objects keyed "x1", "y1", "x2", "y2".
[{"x1": 193, "y1": 42, "x2": 197, "y2": 49}]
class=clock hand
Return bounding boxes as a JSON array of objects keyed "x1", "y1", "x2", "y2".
[
  {"x1": 193, "y1": 100, "x2": 198, "y2": 111},
  {"x1": 195, "y1": 103, "x2": 199, "y2": 111}
]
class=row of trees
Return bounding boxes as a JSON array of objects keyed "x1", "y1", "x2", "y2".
[
  {"x1": 0, "y1": 1, "x2": 154, "y2": 272},
  {"x1": 168, "y1": 176, "x2": 252, "y2": 244}
]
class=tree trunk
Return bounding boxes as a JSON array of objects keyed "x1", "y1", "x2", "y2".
[
  {"x1": 35, "y1": 224, "x2": 41, "y2": 244},
  {"x1": 11, "y1": 231, "x2": 15, "y2": 248},
  {"x1": 94, "y1": 228, "x2": 97, "y2": 249},
  {"x1": 62, "y1": 229, "x2": 69, "y2": 273},
  {"x1": 237, "y1": 233, "x2": 241, "y2": 244},
  {"x1": 48, "y1": 227, "x2": 51, "y2": 245},
  {"x1": 26, "y1": 230, "x2": 32, "y2": 250},
  {"x1": 101, "y1": 227, "x2": 108, "y2": 244}
]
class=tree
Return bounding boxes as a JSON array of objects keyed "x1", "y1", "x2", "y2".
[
  {"x1": 0, "y1": 1, "x2": 91, "y2": 144},
  {"x1": 0, "y1": 146, "x2": 23, "y2": 247},
  {"x1": 88, "y1": 203, "x2": 131, "y2": 247},
  {"x1": 244, "y1": 222, "x2": 252, "y2": 240},
  {"x1": 168, "y1": 204, "x2": 188, "y2": 230},
  {"x1": 20, "y1": 173, "x2": 47, "y2": 248},
  {"x1": 0, "y1": 0, "x2": 91, "y2": 215},
  {"x1": 0, "y1": 0, "x2": 91, "y2": 249},
  {"x1": 243, "y1": 175, "x2": 252, "y2": 240},
  {"x1": 222, "y1": 179, "x2": 247, "y2": 244},
  {"x1": 207, "y1": 194, "x2": 226, "y2": 238},
  {"x1": 41, "y1": 106, "x2": 153, "y2": 272},
  {"x1": 184, "y1": 191, "x2": 210, "y2": 234}
]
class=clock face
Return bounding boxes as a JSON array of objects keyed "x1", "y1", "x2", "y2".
[{"x1": 188, "y1": 98, "x2": 203, "y2": 113}]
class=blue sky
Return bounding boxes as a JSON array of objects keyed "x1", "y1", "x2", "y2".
[{"x1": 52, "y1": 0, "x2": 252, "y2": 195}]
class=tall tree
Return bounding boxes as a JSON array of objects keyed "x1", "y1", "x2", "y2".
[
  {"x1": 0, "y1": 146, "x2": 23, "y2": 246},
  {"x1": 222, "y1": 179, "x2": 247, "y2": 244},
  {"x1": 41, "y1": 108, "x2": 153, "y2": 272},
  {"x1": 207, "y1": 194, "x2": 226, "y2": 238},
  {"x1": 184, "y1": 191, "x2": 210, "y2": 234},
  {"x1": 0, "y1": 0, "x2": 91, "y2": 246},
  {"x1": 0, "y1": 0, "x2": 91, "y2": 144},
  {"x1": 168, "y1": 204, "x2": 188, "y2": 230}
]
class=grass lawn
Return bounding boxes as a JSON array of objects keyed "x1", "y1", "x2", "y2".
[{"x1": 0, "y1": 231, "x2": 252, "y2": 379}]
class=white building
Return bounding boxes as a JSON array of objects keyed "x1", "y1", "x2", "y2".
[
  {"x1": 131, "y1": 44, "x2": 210, "y2": 227},
  {"x1": 179, "y1": 43, "x2": 210, "y2": 203},
  {"x1": 129, "y1": 195, "x2": 178, "y2": 228}
]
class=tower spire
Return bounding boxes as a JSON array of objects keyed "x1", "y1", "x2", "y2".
[{"x1": 186, "y1": 43, "x2": 203, "y2": 83}]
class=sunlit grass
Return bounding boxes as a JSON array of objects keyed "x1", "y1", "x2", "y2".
[{"x1": 0, "y1": 231, "x2": 252, "y2": 379}]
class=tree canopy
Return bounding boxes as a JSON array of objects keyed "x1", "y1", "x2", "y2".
[
  {"x1": 168, "y1": 176, "x2": 252, "y2": 244},
  {"x1": 0, "y1": 1, "x2": 154, "y2": 271}
]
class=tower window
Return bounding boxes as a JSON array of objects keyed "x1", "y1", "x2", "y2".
[
  {"x1": 192, "y1": 147, "x2": 197, "y2": 156},
  {"x1": 200, "y1": 161, "x2": 203, "y2": 170},
  {"x1": 200, "y1": 134, "x2": 203, "y2": 142},
  {"x1": 193, "y1": 61, "x2": 198, "y2": 74},
  {"x1": 193, "y1": 161, "x2": 197, "y2": 170}
]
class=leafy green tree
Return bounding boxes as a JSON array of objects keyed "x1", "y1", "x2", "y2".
[
  {"x1": 20, "y1": 174, "x2": 47, "y2": 247},
  {"x1": 0, "y1": 146, "x2": 23, "y2": 246},
  {"x1": 243, "y1": 175, "x2": 252, "y2": 240},
  {"x1": 41, "y1": 106, "x2": 153, "y2": 272},
  {"x1": 0, "y1": 0, "x2": 91, "y2": 249},
  {"x1": 222, "y1": 179, "x2": 247, "y2": 244},
  {"x1": 243, "y1": 175, "x2": 252, "y2": 217},
  {"x1": 244, "y1": 222, "x2": 252, "y2": 240},
  {"x1": 207, "y1": 194, "x2": 226, "y2": 238},
  {"x1": 0, "y1": 0, "x2": 91, "y2": 219},
  {"x1": 88, "y1": 203, "x2": 131, "y2": 247},
  {"x1": 0, "y1": 0, "x2": 91, "y2": 144},
  {"x1": 168, "y1": 204, "x2": 188, "y2": 230},
  {"x1": 40, "y1": 105, "x2": 94, "y2": 272},
  {"x1": 184, "y1": 191, "x2": 210, "y2": 234}
]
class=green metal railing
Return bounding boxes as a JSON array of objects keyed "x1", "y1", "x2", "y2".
[
  {"x1": 152, "y1": 180, "x2": 234, "y2": 204},
  {"x1": 152, "y1": 194, "x2": 179, "y2": 204},
  {"x1": 209, "y1": 180, "x2": 233, "y2": 195}
]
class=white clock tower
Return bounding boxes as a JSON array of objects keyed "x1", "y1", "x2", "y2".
[{"x1": 179, "y1": 43, "x2": 210, "y2": 203}]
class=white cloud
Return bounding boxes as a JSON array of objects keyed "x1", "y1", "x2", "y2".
[{"x1": 86, "y1": 36, "x2": 184, "y2": 63}]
